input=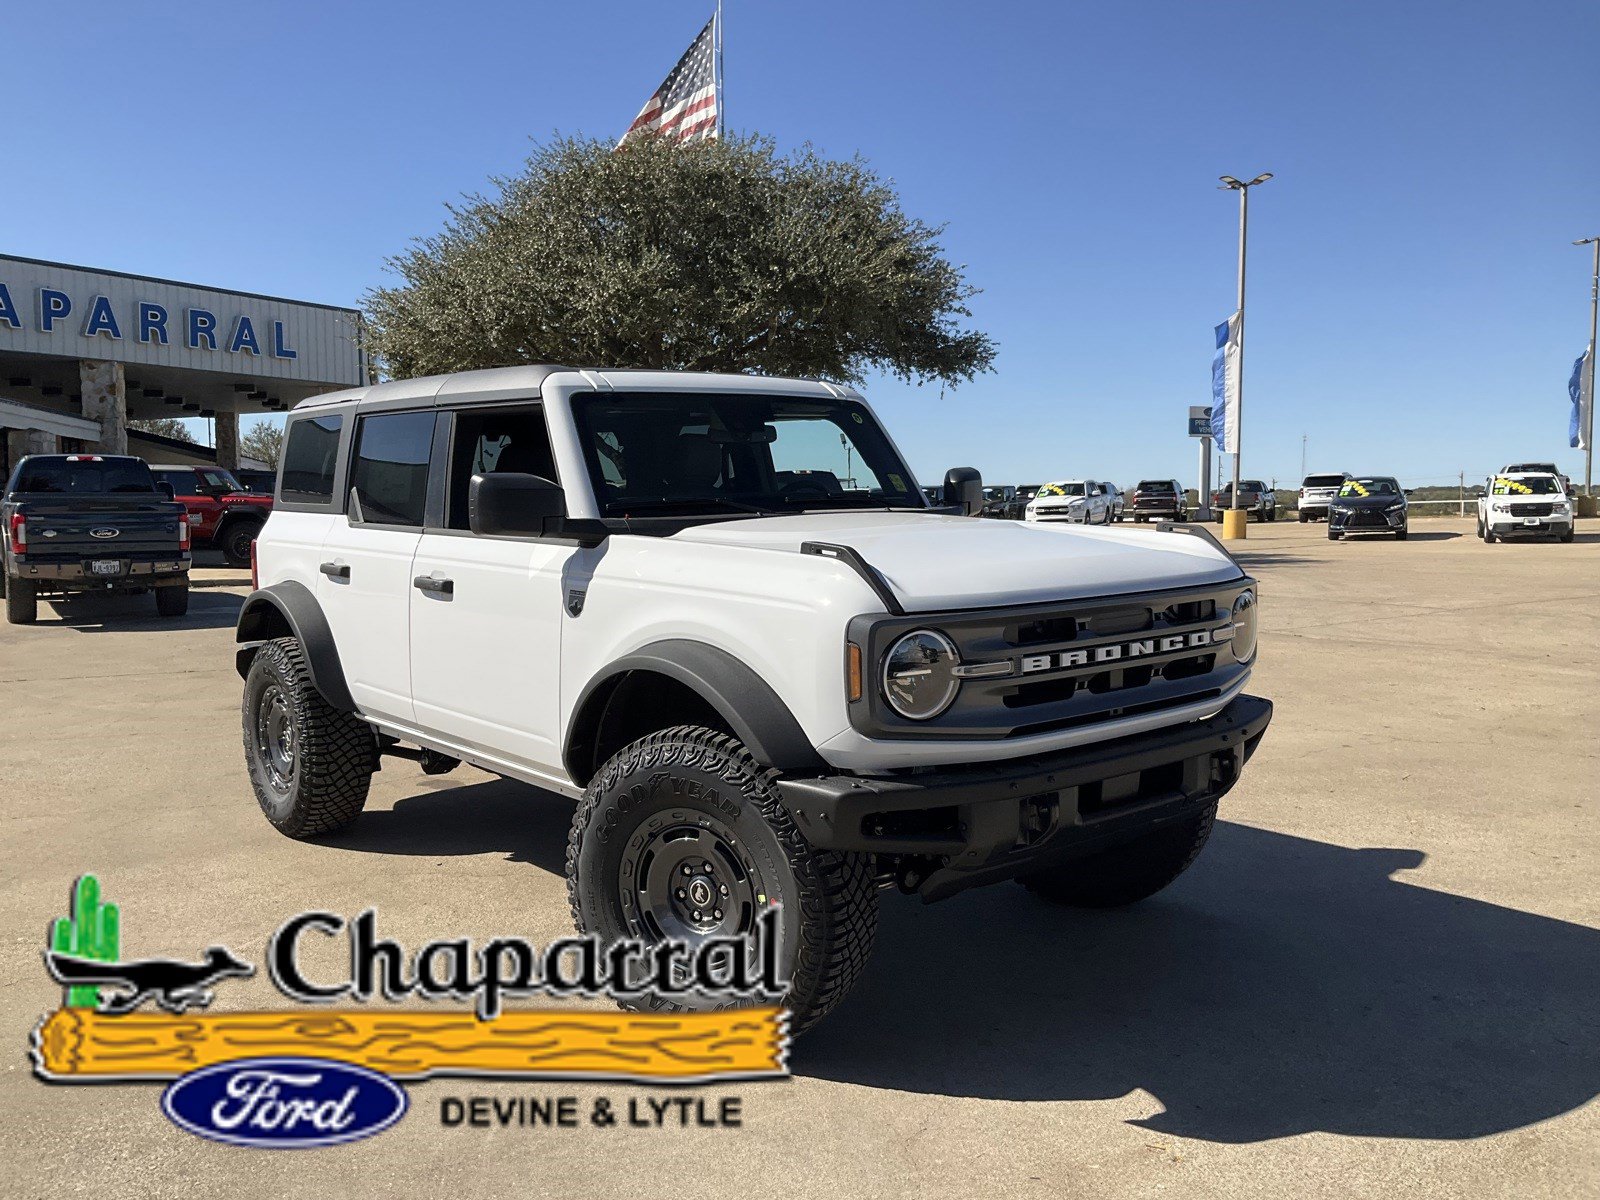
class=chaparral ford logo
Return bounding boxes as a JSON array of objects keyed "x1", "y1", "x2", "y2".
[
  {"x1": 162, "y1": 1058, "x2": 408, "y2": 1149},
  {"x1": 31, "y1": 876, "x2": 789, "y2": 1148},
  {"x1": 1015, "y1": 625, "x2": 1234, "y2": 675}
]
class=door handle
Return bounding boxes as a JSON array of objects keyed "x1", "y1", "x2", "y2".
[
  {"x1": 320, "y1": 561, "x2": 350, "y2": 581},
  {"x1": 413, "y1": 575, "x2": 454, "y2": 597}
]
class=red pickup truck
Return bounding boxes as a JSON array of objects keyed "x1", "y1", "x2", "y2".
[{"x1": 150, "y1": 465, "x2": 272, "y2": 567}]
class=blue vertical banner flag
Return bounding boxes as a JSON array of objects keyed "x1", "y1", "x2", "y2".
[
  {"x1": 1211, "y1": 313, "x2": 1241, "y2": 452},
  {"x1": 1570, "y1": 346, "x2": 1592, "y2": 450}
]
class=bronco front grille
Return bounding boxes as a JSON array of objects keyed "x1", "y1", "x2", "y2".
[{"x1": 846, "y1": 580, "x2": 1253, "y2": 741}]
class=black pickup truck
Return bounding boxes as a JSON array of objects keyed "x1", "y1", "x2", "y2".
[{"x1": 2, "y1": 454, "x2": 191, "y2": 624}]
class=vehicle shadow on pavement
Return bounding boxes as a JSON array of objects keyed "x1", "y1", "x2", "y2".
[
  {"x1": 799, "y1": 821, "x2": 1600, "y2": 1144},
  {"x1": 322, "y1": 777, "x2": 574, "y2": 877},
  {"x1": 43, "y1": 590, "x2": 244, "y2": 632}
]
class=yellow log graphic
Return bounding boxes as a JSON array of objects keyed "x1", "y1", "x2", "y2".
[{"x1": 33, "y1": 1006, "x2": 787, "y2": 1083}]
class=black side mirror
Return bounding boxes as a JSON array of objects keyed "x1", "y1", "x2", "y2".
[
  {"x1": 469, "y1": 473, "x2": 607, "y2": 546},
  {"x1": 943, "y1": 467, "x2": 984, "y2": 517},
  {"x1": 156, "y1": 481, "x2": 176, "y2": 500}
]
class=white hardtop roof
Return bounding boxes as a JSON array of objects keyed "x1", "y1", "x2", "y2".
[{"x1": 296, "y1": 366, "x2": 862, "y2": 411}]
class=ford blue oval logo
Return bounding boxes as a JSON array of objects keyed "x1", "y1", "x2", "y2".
[{"x1": 161, "y1": 1056, "x2": 407, "y2": 1148}]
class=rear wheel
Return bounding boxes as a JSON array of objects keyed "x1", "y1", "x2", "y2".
[
  {"x1": 5, "y1": 577, "x2": 37, "y2": 624},
  {"x1": 242, "y1": 637, "x2": 376, "y2": 838},
  {"x1": 567, "y1": 725, "x2": 879, "y2": 1036},
  {"x1": 1020, "y1": 803, "x2": 1217, "y2": 907},
  {"x1": 221, "y1": 521, "x2": 262, "y2": 569},
  {"x1": 155, "y1": 581, "x2": 189, "y2": 617}
]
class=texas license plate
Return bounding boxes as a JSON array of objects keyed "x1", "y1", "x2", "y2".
[
  {"x1": 1523, "y1": 517, "x2": 1541, "y2": 526},
  {"x1": 89, "y1": 559, "x2": 122, "y2": 576}
]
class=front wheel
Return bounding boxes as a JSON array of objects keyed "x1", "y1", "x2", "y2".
[
  {"x1": 242, "y1": 638, "x2": 377, "y2": 838},
  {"x1": 1020, "y1": 803, "x2": 1217, "y2": 907},
  {"x1": 221, "y1": 522, "x2": 262, "y2": 569},
  {"x1": 1328, "y1": 528, "x2": 1341, "y2": 541},
  {"x1": 567, "y1": 726, "x2": 879, "y2": 1036}
]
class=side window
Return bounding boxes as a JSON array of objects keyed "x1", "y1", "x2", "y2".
[
  {"x1": 445, "y1": 407, "x2": 558, "y2": 530},
  {"x1": 350, "y1": 411, "x2": 436, "y2": 527},
  {"x1": 156, "y1": 471, "x2": 194, "y2": 494},
  {"x1": 281, "y1": 414, "x2": 344, "y2": 506}
]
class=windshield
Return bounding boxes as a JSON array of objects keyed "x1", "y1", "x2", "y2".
[
  {"x1": 10, "y1": 458, "x2": 156, "y2": 494},
  {"x1": 1137, "y1": 480, "x2": 1175, "y2": 493},
  {"x1": 1037, "y1": 482, "x2": 1086, "y2": 498},
  {"x1": 1303, "y1": 474, "x2": 1346, "y2": 488},
  {"x1": 1491, "y1": 475, "x2": 1562, "y2": 496},
  {"x1": 571, "y1": 393, "x2": 922, "y2": 517},
  {"x1": 1340, "y1": 478, "x2": 1399, "y2": 497}
]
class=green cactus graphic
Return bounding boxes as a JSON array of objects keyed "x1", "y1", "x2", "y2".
[{"x1": 50, "y1": 875, "x2": 119, "y2": 1008}]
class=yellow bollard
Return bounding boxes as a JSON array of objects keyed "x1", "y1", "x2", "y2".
[{"x1": 1221, "y1": 509, "x2": 1249, "y2": 540}]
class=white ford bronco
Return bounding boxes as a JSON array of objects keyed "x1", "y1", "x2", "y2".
[{"x1": 236, "y1": 367, "x2": 1271, "y2": 1031}]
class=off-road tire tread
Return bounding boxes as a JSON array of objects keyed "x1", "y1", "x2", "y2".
[
  {"x1": 243, "y1": 637, "x2": 375, "y2": 838},
  {"x1": 1020, "y1": 802, "x2": 1218, "y2": 908},
  {"x1": 566, "y1": 724, "x2": 878, "y2": 1036}
]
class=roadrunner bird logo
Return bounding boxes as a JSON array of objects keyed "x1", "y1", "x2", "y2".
[{"x1": 44, "y1": 945, "x2": 255, "y2": 1015}]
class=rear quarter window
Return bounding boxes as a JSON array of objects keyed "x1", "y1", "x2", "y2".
[{"x1": 280, "y1": 414, "x2": 345, "y2": 505}]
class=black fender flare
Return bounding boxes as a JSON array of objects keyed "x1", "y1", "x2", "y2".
[
  {"x1": 234, "y1": 580, "x2": 355, "y2": 711},
  {"x1": 565, "y1": 640, "x2": 826, "y2": 784}
]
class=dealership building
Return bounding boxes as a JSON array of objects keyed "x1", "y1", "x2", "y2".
[{"x1": 0, "y1": 254, "x2": 365, "y2": 480}]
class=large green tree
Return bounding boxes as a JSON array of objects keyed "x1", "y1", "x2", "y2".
[{"x1": 365, "y1": 135, "x2": 995, "y2": 387}]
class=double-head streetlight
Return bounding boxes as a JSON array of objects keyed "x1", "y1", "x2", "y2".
[
  {"x1": 1218, "y1": 173, "x2": 1272, "y2": 514},
  {"x1": 1576, "y1": 236, "x2": 1599, "y2": 496}
]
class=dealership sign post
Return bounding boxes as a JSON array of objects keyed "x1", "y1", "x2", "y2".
[{"x1": 1191, "y1": 405, "x2": 1213, "y2": 520}]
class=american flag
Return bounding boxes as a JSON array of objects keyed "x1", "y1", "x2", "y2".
[{"x1": 620, "y1": 15, "x2": 719, "y2": 145}]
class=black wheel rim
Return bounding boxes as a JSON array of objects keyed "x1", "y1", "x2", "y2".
[
  {"x1": 254, "y1": 683, "x2": 296, "y2": 793},
  {"x1": 618, "y1": 812, "x2": 771, "y2": 949},
  {"x1": 229, "y1": 530, "x2": 253, "y2": 561}
]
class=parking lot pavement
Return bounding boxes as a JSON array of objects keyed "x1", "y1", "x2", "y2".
[{"x1": 2, "y1": 516, "x2": 1596, "y2": 1199}]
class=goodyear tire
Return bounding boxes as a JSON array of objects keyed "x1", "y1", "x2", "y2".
[
  {"x1": 1019, "y1": 802, "x2": 1217, "y2": 908},
  {"x1": 221, "y1": 521, "x2": 262, "y2": 569},
  {"x1": 242, "y1": 637, "x2": 376, "y2": 838},
  {"x1": 155, "y1": 581, "x2": 189, "y2": 617},
  {"x1": 567, "y1": 725, "x2": 879, "y2": 1036},
  {"x1": 6, "y1": 576, "x2": 38, "y2": 624}
]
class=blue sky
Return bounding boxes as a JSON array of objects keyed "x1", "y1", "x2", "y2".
[{"x1": 5, "y1": 0, "x2": 1596, "y2": 490}]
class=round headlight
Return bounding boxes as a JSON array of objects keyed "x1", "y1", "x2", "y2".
[
  {"x1": 1230, "y1": 590, "x2": 1258, "y2": 663},
  {"x1": 882, "y1": 630, "x2": 960, "y2": 720}
]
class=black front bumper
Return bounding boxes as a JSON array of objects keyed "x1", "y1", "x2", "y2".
[{"x1": 778, "y1": 694, "x2": 1272, "y2": 901}]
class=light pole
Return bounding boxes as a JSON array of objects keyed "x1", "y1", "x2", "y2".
[
  {"x1": 1576, "y1": 237, "x2": 1599, "y2": 496},
  {"x1": 1219, "y1": 173, "x2": 1272, "y2": 527}
]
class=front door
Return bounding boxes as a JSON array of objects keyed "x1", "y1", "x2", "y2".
[
  {"x1": 315, "y1": 409, "x2": 437, "y2": 724},
  {"x1": 408, "y1": 405, "x2": 574, "y2": 778}
]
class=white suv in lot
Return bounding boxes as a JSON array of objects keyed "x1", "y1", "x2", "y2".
[
  {"x1": 1297, "y1": 472, "x2": 1350, "y2": 522},
  {"x1": 1024, "y1": 479, "x2": 1112, "y2": 524},
  {"x1": 236, "y1": 367, "x2": 1271, "y2": 1031},
  {"x1": 1477, "y1": 471, "x2": 1575, "y2": 543}
]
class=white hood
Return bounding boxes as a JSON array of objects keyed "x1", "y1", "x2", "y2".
[{"x1": 668, "y1": 513, "x2": 1243, "y2": 612}]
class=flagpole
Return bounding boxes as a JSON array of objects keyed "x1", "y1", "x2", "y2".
[
  {"x1": 715, "y1": 0, "x2": 725, "y2": 138},
  {"x1": 1577, "y1": 235, "x2": 1599, "y2": 496}
]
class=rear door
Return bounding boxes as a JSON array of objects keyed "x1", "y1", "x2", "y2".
[
  {"x1": 408, "y1": 404, "x2": 575, "y2": 776},
  {"x1": 315, "y1": 409, "x2": 437, "y2": 724}
]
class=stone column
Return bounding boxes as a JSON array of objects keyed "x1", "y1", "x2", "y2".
[
  {"x1": 8, "y1": 427, "x2": 58, "y2": 461},
  {"x1": 214, "y1": 410, "x2": 240, "y2": 470},
  {"x1": 79, "y1": 360, "x2": 128, "y2": 455}
]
